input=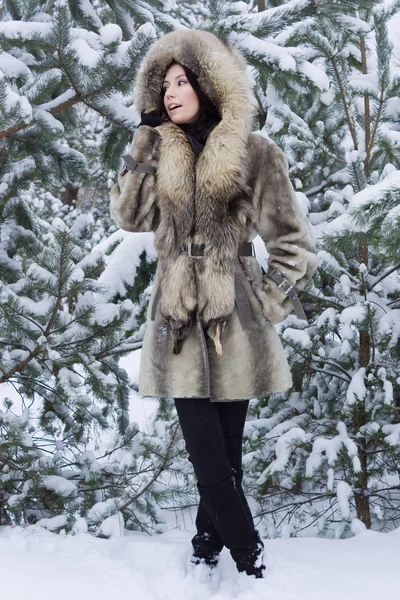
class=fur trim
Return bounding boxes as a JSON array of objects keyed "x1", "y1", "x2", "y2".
[{"x1": 133, "y1": 30, "x2": 256, "y2": 352}]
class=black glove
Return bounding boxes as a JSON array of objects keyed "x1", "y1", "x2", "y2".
[{"x1": 138, "y1": 110, "x2": 162, "y2": 128}]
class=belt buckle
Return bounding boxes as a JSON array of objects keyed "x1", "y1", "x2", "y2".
[
  {"x1": 122, "y1": 155, "x2": 138, "y2": 172},
  {"x1": 278, "y1": 278, "x2": 294, "y2": 294},
  {"x1": 187, "y1": 242, "x2": 204, "y2": 258}
]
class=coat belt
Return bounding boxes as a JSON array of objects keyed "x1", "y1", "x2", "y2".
[
  {"x1": 179, "y1": 241, "x2": 255, "y2": 257},
  {"x1": 177, "y1": 243, "x2": 307, "y2": 322}
]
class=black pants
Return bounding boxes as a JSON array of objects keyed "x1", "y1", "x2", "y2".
[
  {"x1": 174, "y1": 397, "x2": 254, "y2": 554},
  {"x1": 174, "y1": 397, "x2": 249, "y2": 486}
]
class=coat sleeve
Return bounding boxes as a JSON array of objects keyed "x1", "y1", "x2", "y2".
[
  {"x1": 109, "y1": 125, "x2": 161, "y2": 232},
  {"x1": 253, "y1": 140, "x2": 318, "y2": 324}
]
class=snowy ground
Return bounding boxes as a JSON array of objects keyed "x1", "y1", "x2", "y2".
[
  {"x1": 1, "y1": 524, "x2": 399, "y2": 600},
  {"x1": 2, "y1": 355, "x2": 399, "y2": 599}
]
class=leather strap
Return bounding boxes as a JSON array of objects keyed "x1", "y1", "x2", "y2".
[
  {"x1": 267, "y1": 268, "x2": 307, "y2": 321},
  {"x1": 121, "y1": 154, "x2": 155, "y2": 174},
  {"x1": 150, "y1": 284, "x2": 162, "y2": 321},
  {"x1": 234, "y1": 278, "x2": 253, "y2": 330},
  {"x1": 180, "y1": 241, "x2": 255, "y2": 258}
]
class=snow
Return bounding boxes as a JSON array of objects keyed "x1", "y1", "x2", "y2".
[
  {"x1": 379, "y1": 310, "x2": 400, "y2": 347},
  {"x1": 346, "y1": 368, "x2": 367, "y2": 405},
  {"x1": 33, "y1": 108, "x2": 65, "y2": 133},
  {"x1": 0, "y1": 524, "x2": 399, "y2": 600},
  {"x1": 103, "y1": 93, "x2": 140, "y2": 127},
  {"x1": 95, "y1": 230, "x2": 157, "y2": 300},
  {"x1": 306, "y1": 422, "x2": 361, "y2": 477},
  {"x1": 237, "y1": 0, "x2": 309, "y2": 31},
  {"x1": 337, "y1": 14, "x2": 371, "y2": 33},
  {"x1": 340, "y1": 303, "x2": 366, "y2": 325},
  {"x1": 38, "y1": 88, "x2": 76, "y2": 111},
  {"x1": 349, "y1": 169, "x2": 400, "y2": 210},
  {"x1": 36, "y1": 515, "x2": 69, "y2": 531},
  {"x1": 283, "y1": 328, "x2": 312, "y2": 349},
  {"x1": 382, "y1": 423, "x2": 400, "y2": 446},
  {"x1": 78, "y1": 0, "x2": 102, "y2": 28},
  {"x1": 337, "y1": 481, "x2": 352, "y2": 519},
  {"x1": 378, "y1": 369, "x2": 394, "y2": 405},
  {"x1": 0, "y1": 72, "x2": 32, "y2": 119},
  {"x1": 70, "y1": 37, "x2": 100, "y2": 68},
  {"x1": 0, "y1": 21, "x2": 51, "y2": 39},
  {"x1": 97, "y1": 513, "x2": 125, "y2": 539},
  {"x1": 42, "y1": 475, "x2": 77, "y2": 497},
  {"x1": 295, "y1": 191, "x2": 310, "y2": 214},
  {"x1": 100, "y1": 24, "x2": 123, "y2": 46},
  {"x1": 260, "y1": 427, "x2": 307, "y2": 475},
  {"x1": 0, "y1": 51, "x2": 31, "y2": 79},
  {"x1": 295, "y1": 60, "x2": 329, "y2": 91},
  {"x1": 119, "y1": 351, "x2": 160, "y2": 433},
  {"x1": 231, "y1": 33, "x2": 297, "y2": 71}
]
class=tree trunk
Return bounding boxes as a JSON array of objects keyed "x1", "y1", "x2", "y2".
[
  {"x1": 353, "y1": 238, "x2": 372, "y2": 528},
  {"x1": 352, "y1": 399, "x2": 372, "y2": 528},
  {"x1": 257, "y1": 1, "x2": 266, "y2": 11},
  {"x1": 61, "y1": 182, "x2": 79, "y2": 206}
]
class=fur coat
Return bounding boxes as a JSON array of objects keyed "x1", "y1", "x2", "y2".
[{"x1": 109, "y1": 30, "x2": 318, "y2": 401}]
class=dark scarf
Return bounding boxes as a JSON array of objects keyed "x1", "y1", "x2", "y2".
[{"x1": 178, "y1": 111, "x2": 220, "y2": 155}]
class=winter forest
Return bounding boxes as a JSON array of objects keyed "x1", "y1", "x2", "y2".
[{"x1": 1, "y1": 0, "x2": 400, "y2": 598}]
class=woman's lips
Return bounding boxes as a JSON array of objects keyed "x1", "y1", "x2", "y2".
[{"x1": 170, "y1": 105, "x2": 182, "y2": 112}]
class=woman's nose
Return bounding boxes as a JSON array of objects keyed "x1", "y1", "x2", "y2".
[{"x1": 165, "y1": 88, "x2": 176, "y2": 99}]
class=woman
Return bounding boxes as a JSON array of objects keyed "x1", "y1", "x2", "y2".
[{"x1": 110, "y1": 30, "x2": 318, "y2": 579}]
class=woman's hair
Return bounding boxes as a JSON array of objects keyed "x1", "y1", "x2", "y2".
[{"x1": 156, "y1": 59, "x2": 220, "y2": 123}]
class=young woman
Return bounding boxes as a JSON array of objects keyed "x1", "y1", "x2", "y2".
[{"x1": 110, "y1": 30, "x2": 318, "y2": 579}]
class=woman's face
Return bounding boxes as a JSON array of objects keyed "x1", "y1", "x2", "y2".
[{"x1": 163, "y1": 64, "x2": 200, "y2": 124}]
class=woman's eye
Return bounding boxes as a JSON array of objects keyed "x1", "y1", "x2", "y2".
[{"x1": 163, "y1": 80, "x2": 186, "y2": 92}]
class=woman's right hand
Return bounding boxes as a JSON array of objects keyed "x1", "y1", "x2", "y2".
[{"x1": 138, "y1": 110, "x2": 162, "y2": 128}]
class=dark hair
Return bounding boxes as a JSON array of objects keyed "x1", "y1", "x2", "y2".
[{"x1": 156, "y1": 59, "x2": 220, "y2": 123}]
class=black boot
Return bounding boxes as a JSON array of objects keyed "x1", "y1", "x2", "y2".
[
  {"x1": 191, "y1": 468, "x2": 252, "y2": 567},
  {"x1": 197, "y1": 472, "x2": 265, "y2": 578},
  {"x1": 230, "y1": 529, "x2": 265, "y2": 578},
  {"x1": 230, "y1": 470, "x2": 265, "y2": 578},
  {"x1": 191, "y1": 500, "x2": 223, "y2": 568}
]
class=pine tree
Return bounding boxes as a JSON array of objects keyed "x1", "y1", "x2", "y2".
[
  {"x1": 0, "y1": 0, "x2": 182, "y2": 532},
  {"x1": 245, "y1": 0, "x2": 400, "y2": 537}
]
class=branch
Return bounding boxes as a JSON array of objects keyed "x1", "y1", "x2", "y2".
[
  {"x1": 369, "y1": 262, "x2": 400, "y2": 290},
  {"x1": 0, "y1": 348, "x2": 41, "y2": 384},
  {"x1": 118, "y1": 423, "x2": 181, "y2": 511},
  {"x1": 360, "y1": 35, "x2": 371, "y2": 174},
  {"x1": 365, "y1": 81, "x2": 386, "y2": 170},
  {"x1": 311, "y1": 366, "x2": 351, "y2": 383},
  {"x1": 304, "y1": 180, "x2": 328, "y2": 197},
  {"x1": 330, "y1": 57, "x2": 358, "y2": 151},
  {"x1": 0, "y1": 95, "x2": 80, "y2": 140},
  {"x1": 300, "y1": 291, "x2": 345, "y2": 310},
  {"x1": 253, "y1": 89, "x2": 266, "y2": 129}
]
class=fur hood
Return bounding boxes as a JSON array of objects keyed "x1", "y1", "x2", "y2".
[{"x1": 133, "y1": 29, "x2": 255, "y2": 133}]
